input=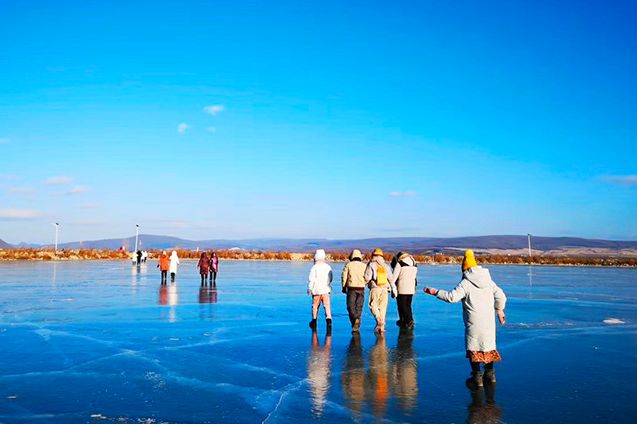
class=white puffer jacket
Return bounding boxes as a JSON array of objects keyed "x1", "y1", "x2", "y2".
[{"x1": 308, "y1": 261, "x2": 333, "y2": 295}]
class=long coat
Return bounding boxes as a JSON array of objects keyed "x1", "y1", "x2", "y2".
[{"x1": 435, "y1": 266, "x2": 506, "y2": 352}]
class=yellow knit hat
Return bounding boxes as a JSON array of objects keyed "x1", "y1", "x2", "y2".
[
  {"x1": 372, "y1": 248, "x2": 384, "y2": 257},
  {"x1": 462, "y1": 249, "x2": 477, "y2": 271}
]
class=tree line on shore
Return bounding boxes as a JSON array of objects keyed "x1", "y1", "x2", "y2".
[{"x1": 0, "y1": 248, "x2": 635, "y2": 266}]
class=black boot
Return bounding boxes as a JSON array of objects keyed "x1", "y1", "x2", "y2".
[
  {"x1": 326, "y1": 318, "x2": 332, "y2": 331},
  {"x1": 309, "y1": 319, "x2": 317, "y2": 330}
]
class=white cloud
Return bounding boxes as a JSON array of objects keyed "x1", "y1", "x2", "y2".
[
  {"x1": 45, "y1": 176, "x2": 73, "y2": 185},
  {"x1": 207, "y1": 126, "x2": 217, "y2": 133},
  {"x1": 602, "y1": 175, "x2": 637, "y2": 187},
  {"x1": 0, "y1": 138, "x2": 9, "y2": 144},
  {"x1": 77, "y1": 202, "x2": 100, "y2": 209},
  {"x1": 203, "y1": 104, "x2": 225, "y2": 116},
  {"x1": 389, "y1": 191, "x2": 417, "y2": 197},
  {"x1": 66, "y1": 185, "x2": 90, "y2": 195},
  {"x1": 177, "y1": 122, "x2": 189, "y2": 134},
  {"x1": 8, "y1": 187, "x2": 36, "y2": 194},
  {"x1": 0, "y1": 208, "x2": 45, "y2": 220}
]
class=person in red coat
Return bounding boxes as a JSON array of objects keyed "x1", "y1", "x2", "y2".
[
  {"x1": 157, "y1": 251, "x2": 170, "y2": 285},
  {"x1": 197, "y1": 252, "x2": 210, "y2": 286}
]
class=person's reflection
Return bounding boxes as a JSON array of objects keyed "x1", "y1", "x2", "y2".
[
  {"x1": 467, "y1": 383, "x2": 501, "y2": 424},
  {"x1": 159, "y1": 283, "x2": 179, "y2": 322},
  {"x1": 341, "y1": 333, "x2": 366, "y2": 416},
  {"x1": 199, "y1": 287, "x2": 218, "y2": 304},
  {"x1": 307, "y1": 330, "x2": 332, "y2": 417},
  {"x1": 392, "y1": 328, "x2": 419, "y2": 412},
  {"x1": 366, "y1": 334, "x2": 390, "y2": 418}
]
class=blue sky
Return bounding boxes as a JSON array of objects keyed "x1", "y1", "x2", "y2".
[{"x1": 1, "y1": 0, "x2": 636, "y2": 244}]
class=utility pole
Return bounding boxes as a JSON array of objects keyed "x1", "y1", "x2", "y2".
[
  {"x1": 527, "y1": 233, "x2": 532, "y2": 262},
  {"x1": 135, "y1": 224, "x2": 140, "y2": 252},
  {"x1": 54, "y1": 222, "x2": 59, "y2": 253}
]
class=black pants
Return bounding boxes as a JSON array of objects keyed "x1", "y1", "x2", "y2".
[
  {"x1": 209, "y1": 271, "x2": 217, "y2": 285},
  {"x1": 346, "y1": 289, "x2": 365, "y2": 325},
  {"x1": 200, "y1": 273, "x2": 208, "y2": 285},
  {"x1": 161, "y1": 270, "x2": 167, "y2": 284},
  {"x1": 470, "y1": 361, "x2": 494, "y2": 372},
  {"x1": 397, "y1": 294, "x2": 414, "y2": 325}
]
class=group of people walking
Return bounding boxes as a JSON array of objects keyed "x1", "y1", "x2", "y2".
[
  {"x1": 155, "y1": 250, "x2": 220, "y2": 286},
  {"x1": 308, "y1": 247, "x2": 507, "y2": 387}
]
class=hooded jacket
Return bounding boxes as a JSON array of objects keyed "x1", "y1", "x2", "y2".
[
  {"x1": 169, "y1": 251, "x2": 180, "y2": 273},
  {"x1": 158, "y1": 253, "x2": 170, "y2": 271},
  {"x1": 435, "y1": 266, "x2": 506, "y2": 352},
  {"x1": 209, "y1": 254, "x2": 219, "y2": 272},
  {"x1": 341, "y1": 259, "x2": 367, "y2": 290},
  {"x1": 390, "y1": 255, "x2": 418, "y2": 295},
  {"x1": 364, "y1": 257, "x2": 396, "y2": 294},
  {"x1": 308, "y1": 260, "x2": 333, "y2": 295}
]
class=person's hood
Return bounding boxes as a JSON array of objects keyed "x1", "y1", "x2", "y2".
[
  {"x1": 314, "y1": 249, "x2": 326, "y2": 261},
  {"x1": 463, "y1": 266, "x2": 492, "y2": 288},
  {"x1": 170, "y1": 251, "x2": 178, "y2": 258},
  {"x1": 399, "y1": 254, "x2": 415, "y2": 267}
]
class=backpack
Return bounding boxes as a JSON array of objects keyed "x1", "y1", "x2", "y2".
[{"x1": 376, "y1": 265, "x2": 388, "y2": 286}]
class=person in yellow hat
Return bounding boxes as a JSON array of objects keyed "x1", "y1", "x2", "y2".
[
  {"x1": 424, "y1": 250, "x2": 507, "y2": 388},
  {"x1": 364, "y1": 248, "x2": 396, "y2": 333}
]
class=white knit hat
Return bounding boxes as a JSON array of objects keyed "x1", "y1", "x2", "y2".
[{"x1": 314, "y1": 249, "x2": 326, "y2": 261}]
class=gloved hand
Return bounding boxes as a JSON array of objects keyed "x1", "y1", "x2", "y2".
[
  {"x1": 390, "y1": 290, "x2": 396, "y2": 299},
  {"x1": 342, "y1": 287, "x2": 347, "y2": 294},
  {"x1": 424, "y1": 287, "x2": 438, "y2": 296},
  {"x1": 497, "y1": 309, "x2": 506, "y2": 325}
]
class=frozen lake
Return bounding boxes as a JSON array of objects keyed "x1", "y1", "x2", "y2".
[{"x1": 0, "y1": 260, "x2": 636, "y2": 423}]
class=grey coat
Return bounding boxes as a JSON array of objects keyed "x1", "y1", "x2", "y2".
[{"x1": 435, "y1": 266, "x2": 506, "y2": 352}]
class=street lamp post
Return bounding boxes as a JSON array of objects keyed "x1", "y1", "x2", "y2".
[
  {"x1": 135, "y1": 224, "x2": 140, "y2": 253},
  {"x1": 527, "y1": 233, "x2": 532, "y2": 262},
  {"x1": 54, "y1": 222, "x2": 59, "y2": 253}
]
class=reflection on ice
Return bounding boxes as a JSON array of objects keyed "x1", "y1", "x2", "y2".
[
  {"x1": 307, "y1": 330, "x2": 332, "y2": 417},
  {"x1": 467, "y1": 383, "x2": 501, "y2": 424}
]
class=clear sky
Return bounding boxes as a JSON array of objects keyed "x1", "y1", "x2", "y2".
[{"x1": 1, "y1": 0, "x2": 636, "y2": 244}]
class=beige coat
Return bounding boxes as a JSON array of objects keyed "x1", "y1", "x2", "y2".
[
  {"x1": 389, "y1": 255, "x2": 418, "y2": 295},
  {"x1": 341, "y1": 259, "x2": 367, "y2": 290}
]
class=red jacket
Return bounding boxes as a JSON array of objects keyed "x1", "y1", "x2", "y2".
[{"x1": 158, "y1": 255, "x2": 170, "y2": 271}]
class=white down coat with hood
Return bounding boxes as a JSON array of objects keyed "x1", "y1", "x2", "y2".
[{"x1": 435, "y1": 266, "x2": 506, "y2": 352}]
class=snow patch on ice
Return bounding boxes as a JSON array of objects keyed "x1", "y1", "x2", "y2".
[{"x1": 603, "y1": 318, "x2": 626, "y2": 325}]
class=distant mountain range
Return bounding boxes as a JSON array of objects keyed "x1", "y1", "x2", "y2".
[{"x1": 2, "y1": 234, "x2": 637, "y2": 254}]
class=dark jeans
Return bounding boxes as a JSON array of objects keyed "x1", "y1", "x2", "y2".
[
  {"x1": 471, "y1": 361, "x2": 494, "y2": 372},
  {"x1": 209, "y1": 271, "x2": 217, "y2": 285},
  {"x1": 346, "y1": 289, "x2": 365, "y2": 325},
  {"x1": 160, "y1": 270, "x2": 167, "y2": 284},
  {"x1": 397, "y1": 294, "x2": 414, "y2": 325},
  {"x1": 200, "y1": 273, "x2": 208, "y2": 285}
]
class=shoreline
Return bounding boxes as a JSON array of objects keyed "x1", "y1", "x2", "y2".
[{"x1": 1, "y1": 248, "x2": 636, "y2": 267}]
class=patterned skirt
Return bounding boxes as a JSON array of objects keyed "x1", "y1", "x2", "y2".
[{"x1": 466, "y1": 350, "x2": 502, "y2": 363}]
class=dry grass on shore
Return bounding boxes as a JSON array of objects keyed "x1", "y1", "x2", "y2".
[{"x1": 1, "y1": 248, "x2": 636, "y2": 267}]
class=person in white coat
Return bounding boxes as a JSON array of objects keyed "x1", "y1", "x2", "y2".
[
  {"x1": 424, "y1": 250, "x2": 506, "y2": 388},
  {"x1": 390, "y1": 251, "x2": 418, "y2": 330},
  {"x1": 308, "y1": 249, "x2": 333, "y2": 331},
  {"x1": 169, "y1": 250, "x2": 180, "y2": 282}
]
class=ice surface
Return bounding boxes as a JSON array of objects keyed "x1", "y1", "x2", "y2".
[{"x1": 0, "y1": 261, "x2": 636, "y2": 422}]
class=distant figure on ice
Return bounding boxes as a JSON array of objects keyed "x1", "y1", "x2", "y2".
[
  {"x1": 390, "y1": 251, "x2": 418, "y2": 330},
  {"x1": 157, "y1": 250, "x2": 170, "y2": 284},
  {"x1": 341, "y1": 249, "x2": 367, "y2": 332},
  {"x1": 169, "y1": 250, "x2": 180, "y2": 282},
  {"x1": 136, "y1": 250, "x2": 142, "y2": 265},
  {"x1": 142, "y1": 250, "x2": 148, "y2": 263},
  {"x1": 197, "y1": 252, "x2": 210, "y2": 286},
  {"x1": 424, "y1": 249, "x2": 507, "y2": 388},
  {"x1": 364, "y1": 249, "x2": 396, "y2": 333},
  {"x1": 209, "y1": 251, "x2": 219, "y2": 286},
  {"x1": 308, "y1": 249, "x2": 333, "y2": 331}
]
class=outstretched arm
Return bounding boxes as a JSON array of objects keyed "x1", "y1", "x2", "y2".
[{"x1": 425, "y1": 281, "x2": 467, "y2": 303}]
